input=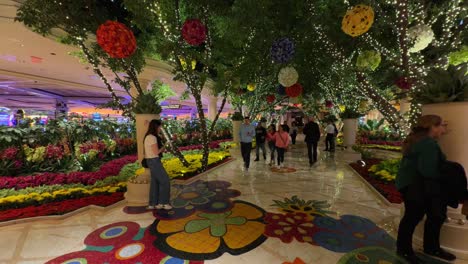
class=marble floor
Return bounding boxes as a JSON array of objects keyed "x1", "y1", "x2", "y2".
[{"x1": 0, "y1": 141, "x2": 466, "y2": 264}]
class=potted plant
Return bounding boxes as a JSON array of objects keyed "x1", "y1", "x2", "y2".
[
  {"x1": 125, "y1": 91, "x2": 162, "y2": 205},
  {"x1": 420, "y1": 63, "x2": 468, "y2": 171},
  {"x1": 339, "y1": 108, "x2": 364, "y2": 148}
]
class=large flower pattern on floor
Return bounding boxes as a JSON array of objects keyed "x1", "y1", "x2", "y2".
[
  {"x1": 154, "y1": 180, "x2": 241, "y2": 220},
  {"x1": 45, "y1": 221, "x2": 203, "y2": 264},
  {"x1": 312, "y1": 215, "x2": 396, "y2": 253},
  {"x1": 264, "y1": 212, "x2": 319, "y2": 244},
  {"x1": 150, "y1": 200, "x2": 267, "y2": 260}
]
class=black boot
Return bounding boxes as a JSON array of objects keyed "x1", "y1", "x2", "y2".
[
  {"x1": 254, "y1": 157, "x2": 259, "y2": 161},
  {"x1": 397, "y1": 252, "x2": 422, "y2": 264},
  {"x1": 424, "y1": 248, "x2": 456, "y2": 261}
]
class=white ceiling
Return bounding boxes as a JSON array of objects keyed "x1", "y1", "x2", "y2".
[{"x1": 0, "y1": 0, "x2": 227, "y2": 113}]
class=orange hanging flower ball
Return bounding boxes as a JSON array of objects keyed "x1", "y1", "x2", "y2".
[
  {"x1": 341, "y1": 4, "x2": 374, "y2": 37},
  {"x1": 266, "y1": 94, "x2": 276, "y2": 103},
  {"x1": 286, "y1": 83, "x2": 303, "y2": 98},
  {"x1": 96, "y1": 21, "x2": 137, "y2": 59},
  {"x1": 182, "y1": 19, "x2": 207, "y2": 46}
]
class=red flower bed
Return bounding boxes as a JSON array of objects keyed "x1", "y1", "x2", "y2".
[
  {"x1": 0, "y1": 155, "x2": 137, "y2": 190},
  {"x1": 0, "y1": 192, "x2": 124, "y2": 222},
  {"x1": 350, "y1": 159, "x2": 403, "y2": 204},
  {"x1": 176, "y1": 139, "x2": 231, "y2": 152}
]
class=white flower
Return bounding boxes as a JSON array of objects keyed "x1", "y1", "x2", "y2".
[
  {"x1": 408, "y1": 24, "x2": 434, "y2": 53},
  {"x1": 278, "y1": 66, "x2": 299, "y2": 87}
]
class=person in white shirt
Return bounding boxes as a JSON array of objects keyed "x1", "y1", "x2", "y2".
[
  {"x1": 144, "y1": 119, "x2": 172, "y2": 210},
  {"x1": 325, "y1": 121, "x2": 336, "y2": 152}
]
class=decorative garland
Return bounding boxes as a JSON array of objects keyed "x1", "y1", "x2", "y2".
[{"x1": 96, "y1": 21, "x2": 137, "y2": 58}]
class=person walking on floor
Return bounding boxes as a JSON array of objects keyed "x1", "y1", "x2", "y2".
[
  {"x1": 274, "y1": 124, "x2": 290, "y2": 168},
  {"x1": 303, "y1": 116, "x2": 321, "y2": 166},
  {"x1": 254, "y1": 122, "x2": 267, "y2": 161},
  {"x1": 266, "y1": 124, "x2": 277, "y2": 166},
  {"x1": 239, "y1": 116, "x2": 255, "y2": 172},
  {"x1": 396, "y1": 115, "x2": 456, "y2": 263},
  {"x1": 290, "y1": 122, "x2": 298, "y2": 145},
  {"x1": 324, "y1": 121, "x2": 336, "y2": 152},
  {"x1": 144, "y1": 119, "x2": 172, "y2": 210}
]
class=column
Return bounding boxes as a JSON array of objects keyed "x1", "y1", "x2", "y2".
[
  {"x1": 208, "y1": 96, "x2": 217, "y2": 121},
  {"x1": 55, "y1": 99, "x2": 68, "y2": 119},
  {"x1": 400, "y1": 98, "x2": 411, "y2": 116}
]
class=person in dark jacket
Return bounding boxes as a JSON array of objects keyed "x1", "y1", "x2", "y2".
[
  {"x1": 303, "y1": 116, "x2": 321, "y2": 166},
  {"x1": 396, "y1": 115, "x2": 455, "y2": 263},
  {"x1": 254, "y1": 122, "x2": 267, "y2": 161}
]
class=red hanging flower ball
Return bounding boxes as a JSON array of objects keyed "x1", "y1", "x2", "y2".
[
  {"x1": 325, "y1": 100, "x2": 334, "y2": 108},
  {"x1": 395, "y1": 76, "x2": 411, "y2": 90},
  {"x1": 96, "y1": 21, "x2": 137, "y2": 59},
  {"x1": 285, "y1": 83, "x2": 303, "y2": 98},
  {"x1": 266, "y1": 95, "x2": 276, "y2": 103},
  {"x1": 182, "y1": 19, "x2": 207, "y2": 46}
]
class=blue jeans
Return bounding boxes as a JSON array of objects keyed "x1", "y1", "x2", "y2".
[{"x1": 147, "y1": 157, "x2": 170, "y2": 206}]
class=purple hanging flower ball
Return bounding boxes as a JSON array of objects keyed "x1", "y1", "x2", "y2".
[
  {"x1": 277, "y1": 85, "x2": 286, "y2": 96},
  {"x1": 271, "y1": 38, "x2": 295, "y2": 63}
]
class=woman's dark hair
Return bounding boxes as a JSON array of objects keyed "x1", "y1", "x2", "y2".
[
  {"x1": 145, "y1": 119, "x2": 162, "y2": 138},
  {"x1": 402, "y1": 115, "x2": 442, "y2": 155},
  {"x1": 269, "y1": 124, "x2": 276, "y2": 132}
]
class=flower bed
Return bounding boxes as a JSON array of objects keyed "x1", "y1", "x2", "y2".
[
  {"x1": 359, "y1": 139, "x2": 402, "y2": 146},
  {"x1": 350, "y1": 159, "x2": 403, "y2": 204},
  {"x1": 176, "y1": 139, "x2": 232, "y2": 152}
]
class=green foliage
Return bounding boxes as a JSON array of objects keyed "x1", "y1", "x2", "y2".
[
  {"x1": 416, "y1": 63, "x2": 468, "y2": 104},
  {"x1": 150, "y1": 80, "x2": 177, "y2": 103},
  {"x1": 231, "y1": 112, "x2": 244, "y2": 121},
  {"x1": 361, "y1": 119, "x2": 385, "y2": 132},
  {"x1": 449, "y1": 46, "x2": 468, "y2": 66},
  {"x1": 352, "y1": 145, "x2": 373, "y2": 160},
  {"x1": 339, "y1": 108, "x2": 365, "y2": 119},
  {"x1": 132, "y1": 92, "x2": 162, "y2": 114}
]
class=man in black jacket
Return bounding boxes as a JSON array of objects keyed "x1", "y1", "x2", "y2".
[{"x1": 303, "y1": 117, "x2": 321, "y2": 166}]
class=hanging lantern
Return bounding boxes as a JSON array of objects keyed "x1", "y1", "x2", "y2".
[
  {"x1": 356, "y1": 50, "x2": 381, "y2": 71},
  {"x1": 395, "y1": 77, "x2": 411, "y2": 90},
  {"x1": 285, "y1": 83, "x2": 303, "y2": 98},
  {"x1": 270, "y1": 37, "x2": 295, "y2": 63},
  {"x1": 339, "y1": 105, "x2": 346, "y2": 112},
  {"x1": 408, "y1": 24, "x2": 434, "y2": 53},
  {"x1": 181, "y1": 19, "x2": 207, "y2": 46},
  {"x1": 278, "y1": 66, "x2": 299, "y2": 87},
  {"x1": 96, "y1": 21, "x2": 137, "y2": 58},
  {"x1": 341, "y1": 5, "x2": 374, "y2": 37},
  {"x1": 325, "y1": 100, "x2": 334, "y2": 108},
  {"x1": 277, "y1": 85, "x2": 286, "y2": 96},
  {"x1": 247, "y1": 83, "x2": 256, "y2": 91},
  {"x1": 266, "y1": 95, "x2": 276, "y2": 103}
]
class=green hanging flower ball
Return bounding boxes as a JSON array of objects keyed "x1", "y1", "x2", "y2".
[
  {"x1": 356, "y1": 50, "x2": 381, "y2": 71},
  {"x1": 449, "y1": 46, "x2": 468, "y2": 66}
]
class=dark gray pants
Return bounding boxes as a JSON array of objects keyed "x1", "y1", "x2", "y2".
[{"x1": 147, "y1": 157, "x2": 171, "y2": 206}]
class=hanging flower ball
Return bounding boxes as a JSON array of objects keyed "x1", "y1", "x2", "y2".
[
  {"x1": 395, "y1": 76, "x2": 411, "y2": 90},
  {"x1": 408, "y1": 24, "x2": 434, "y2": 53},
  {"x1": 181, "y1": 19, "x2": 207, "y2": 46},
  {"x1": 339, "y1": 105, "x2": 346, "y2": 112},
  {"x1": 247, "y1": 83, "x2": 256, "y2": 91},
  {"x1": 277, "y1": 85, "x2": 286, "y2": 96},
  {"x1": 358, "y1": 100, "x2": 369, "y2": 111},
  {"x1": 356, "y1": 50, "x2": 381, "y2": 71},
  {"x1": 267, "y1": 95, "x2": 276, "y2": 103},
  {"x1": 278, "y1": 66, "x2": 299, "y2": 87},
  {"x1": 341, "y1": 5, "x2": 374, "y2": 37},
  {"x1": 286, "y1": 83, "x2": 303, "y2": 98},
  {"x1": 271, "y1": 38, "x2": 295, "y2": 63},
  {"x1": 325, "y1": 100, "x2": 334, "y2": 108},
  {"x1": 96, "y1": 21, "x2": 137, "y2": 59}
]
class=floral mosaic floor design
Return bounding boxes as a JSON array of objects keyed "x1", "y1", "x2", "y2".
[{"x1": 270, "y1": 166, "x2": 297, "y2": 173}]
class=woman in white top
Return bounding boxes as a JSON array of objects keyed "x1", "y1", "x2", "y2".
[
  {"x1": 144, "y1": 119, "x2": 172, "y2": 210},
  {"x1": 324, "y1": 121, "x2": 336, "y2": 152}
]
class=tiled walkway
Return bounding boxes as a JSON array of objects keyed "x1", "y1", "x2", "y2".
[{"x1": 0, "y1": 141, "x2": 466, "y2": 264}]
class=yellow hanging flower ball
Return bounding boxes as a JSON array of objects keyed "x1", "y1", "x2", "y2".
[
  {"x1": 342, "y1": 4, "x2": 374, "y2": 37},
  {"x1": 247, "y1": 83, "x2": 256, "y2": 91},
  {"x1": 339, "y1": 105, "x2": 346, "y2": 112}
]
